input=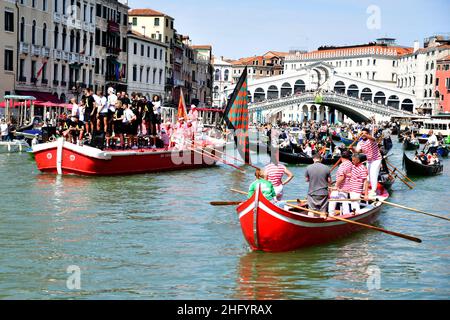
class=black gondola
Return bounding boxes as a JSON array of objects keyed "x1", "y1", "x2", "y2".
[
  {"x1": 402, "y1": 152, "x2": 443, "y2": 176},
  {"x1": 402, "y1": 139, "x2": 420, "y2": 150}
]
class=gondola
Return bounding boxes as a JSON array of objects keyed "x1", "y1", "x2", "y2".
[
  {"x1": 236, "y1": 185, "x2": 389, "y2": 252},
  {"x1": 402, "y1": 152, "x2": 443, "y2": 176},
  {"x1": 402, "y1": 139, "x2": 420, "y2": 150}
]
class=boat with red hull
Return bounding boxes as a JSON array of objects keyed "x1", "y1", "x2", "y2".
[
  {"x1": 32, "y1": 139, "x2": 219, "y2": 176},
  {"x1": 236, "y1": 187, "x2": 389, "y2": 252}
]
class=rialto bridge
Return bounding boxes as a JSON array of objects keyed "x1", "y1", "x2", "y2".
[{"x1": 223, "y1": 62, "x2": 417, "y2": 123}]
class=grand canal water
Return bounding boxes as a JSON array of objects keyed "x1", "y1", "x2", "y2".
[{"x1": 0, "y1": 141, "x2": 449, "y2": 299}]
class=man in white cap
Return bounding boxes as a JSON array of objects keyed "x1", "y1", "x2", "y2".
[{"x1": 188, "y1": 104, "x2": 199, "y2": 139}]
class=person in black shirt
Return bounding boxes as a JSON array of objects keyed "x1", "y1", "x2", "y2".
[
  {"x1": 113, "y1": 100, "x2": 125, "y2": 149},
  {"x1": 84, "y1": 88, "x2": 96, "y2": 136},
  {"x1": 63, "y1": 115, "x2": 85, "y2": 144}
]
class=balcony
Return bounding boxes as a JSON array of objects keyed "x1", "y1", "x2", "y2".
[
  {"x1": 42, "y1": 47, "x2": 51, "y2": 58},
  {"x1": 61, "y1": 81, "x2": 67, "y2": 87},
  {"x1": 53, "y1": 80, "x2": 59, "y2": 86},
  {"x1": 62, "y1": 52, "x2": 69, "y2": 61},
  {"x1": 53, "y1": 49, "x2": 62, "y2": 60},
  {"x1": 18, "y1": 76, "x2": 27, "y2": 83},
  {"x1": 65, "y1": 17, "x2": 82, "y2": 30},
  {"x1": 54, "y1": 12, "x2": 62, "y2": 23},
  {"x1": 69, "y1": 53, "x2": 80, "y2": 64},
  {"x1": 31, "y1": 45, "x2": 41, "y2": 56},
  {"x1": 89, "y1": 24, "x2": 95, "y2": 33},
  {"x1": 106, "y1": 47, "x2": 121, "y2": 56},
  {"x1": 19, "y1": 43, "x2": 30, "y2": 55}
]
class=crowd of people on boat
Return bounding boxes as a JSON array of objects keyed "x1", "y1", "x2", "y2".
[{"x1": 50, "y1": 87, "x2": 201, "y2": 150}]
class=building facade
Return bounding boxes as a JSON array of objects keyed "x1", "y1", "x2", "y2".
[
  {"x1": 212, "y1": 56, "x2": 233, "y2": 107},
  {"x1": 435, "y1": 55, "x2": 450, "y2": 114},
  {"x1": 127, "y1": 30, "x2": 167, "y2": 99},
  {"x1": 128, "y1": 8, "x2": 175, "y2": 101},
  {"x1": 232, "y1": 51, "x2": 288, "y2": 83},
  {"x1": 1, "y1": 0, "x2": 17, "y2": 100},
  {"x1": 192, "y1": 45, "x2": 213, "y2": 106}
]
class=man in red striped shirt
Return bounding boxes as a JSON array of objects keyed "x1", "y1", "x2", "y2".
[
  {"x1": 328, "y1": 150, "x2": 352, "y2": 216},
  {"x1": 348, "y1": 153, "x2": 369, "y2": 213},
  {"x1": 264, "y1": 150, "x2": 294, "y2": 201},
  {"x1": 353, "y1": 128, "x2": 381, "y2": 198}
]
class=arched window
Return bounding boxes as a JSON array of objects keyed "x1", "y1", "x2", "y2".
[
  {"x1": 213, "y1": 86, "x2": 219, "y2": 99},
  {"x1": 333, "y1": 81, "x2": 345, "y2": 93},
  {"x1": 20, "y1": 18, "x2": 25, "y2": 42},
  {"x1": 267, "y1": 85, "x2": 279, "y2": 100},
  {"x1": 62, "y1": 28, "x2": 67, "y2": 51},
  {"x1": 424, "y1": 90, "x2": 427, "y2": 98},
  {"x1": 374, "y1": 91, "x2": 386, "y2": 104},
  {"x1": 42, "y1": 23, "x2": 47, "y2": 47},
  {"x1": 54, "y1": 25, "x2": 59, "y2": 49},
  {"x1": 254, "y1": 88, "x2": 265, "y2": 102},
  {"x1": 32, "y1": 20, "x2": 36, "y2": 45},
  {"x1": 294, "y1": 79, "x2": 306, "y2": 93},
  {"x1": 387, "y1": 95, "x2": 400, "y2": 109},
  {"x1": 424, "y1": 74, "x2": 428, "y2": 85},
  {"x1": 224, "y1": 69, "x2": 229, "y2": 81},
  {"x1": 361, "y1": 88, "x2": 372, "y2": 101},
  {"x1": 69, "y1": 30, "x2": 75, "y2": 52},
  {"x1": 214, "y1": 69, "x2": 220, "y2": 81},
  {"x1": 89, "y1": 35, "x2": 93, "y2": 56},
  {"x1": 75, "y1": 31, "x2": 80, "y2": 52},
  {"x1": 429, "y1": 74, "x2": 433, "y2": 85},
  {"x1": 401, "y1": 99, "x2": 414, "y2": 112},
  {"x1": 280, "y1": 82, "x2": 292, "y2": 97},
  {"x1": 347, "y1": 84, "x2": 359, "y2": 98}
]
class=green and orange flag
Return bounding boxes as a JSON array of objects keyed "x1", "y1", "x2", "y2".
[{"x1": 223, "y1": 67, "x2": 250, "y2": 164}]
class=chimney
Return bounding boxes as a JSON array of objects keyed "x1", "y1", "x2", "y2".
[{"x1": 413, "y1": 40, "x2": 420, "y2": 52}]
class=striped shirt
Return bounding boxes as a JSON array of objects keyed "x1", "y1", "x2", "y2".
[
  {"x1": 336, "y1": 160, "x2": 353, "y2": 192},
  {"x1": 356, "y1": 139, "x2": 381, "y2": 162},
  {"x1": 349, "y1": 163, "x2": 368, "y2": 194},
  {"x1": 265, "y1": 163, "x2": 286, "y2": 187}
]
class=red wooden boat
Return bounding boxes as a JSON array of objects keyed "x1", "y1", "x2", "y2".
[
  {"x1": 32, "y1": 138, "x2": 219, "y2": 176},
  {"x1": 236, "y1": 186, "x2": 389, "y2": 252}
]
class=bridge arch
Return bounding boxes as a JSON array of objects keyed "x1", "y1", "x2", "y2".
[
  {"x1": 387, "y1": 95, "x2": 400, "y2": 109},
  {"x1": 267, "y1": 85, "x2": 279, "y2": 100},
  {"x1": 347, "y1": 84, "x2": 359, "y2": 98},
  {"x1": 361, "y1": 88, "x2": 373, "y2": 102},
  {"x1": 281, "y1": 82, "x2": 292, "y2": 97},
  {"x1": 374, "y1": 91, "x2": 386, "y2": 105},
  {"x1": 401, "y1": 99, "x2": 414, "y2": 112},
  {"x1": 254, "y1": 87, "x2": 265, "y2": 102},
  {"x1": 294, "y1": 80, "x2": 306, "y2": 93},
  {"x1": 334, "y1": 81, "x2": 346, "y2": 94}
]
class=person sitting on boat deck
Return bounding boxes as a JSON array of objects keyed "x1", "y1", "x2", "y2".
[
  {"x1": 63, "y1": 115, "x2": 85, "y2": 145},
  {"x1": 303, "y1": 143, "x2": 313, "y2": 157},
  {"x1": 305, "y1": 153, "x2": 331, "y2": 215},
  {"x1": 352, "y1": 128, "x2": 382, "y2": 199},
  {"x1": 425, "y1": 130, "x2": 438, "y2": 154},
  {"x1": 416, "y1": 151, "x2": 429, "y2": 165},
  {"x1": 348, "y1": 153, "x2": 369, "y2": 214},
  {"x1": 429, "y1": 153, "x2": 440, "y2": 165},
  {"x1": 328, "y1": 150, "x2": 353, "y2": 216},
  {"x1": 248, "y1": 168, "x2": 276, "y2": 202},
  {"x1": 265, "y1": 150, "x2": 294, "y2": 201},
  {"x1": 413, "y1": 154, "x2": 422, "y2": 164}
]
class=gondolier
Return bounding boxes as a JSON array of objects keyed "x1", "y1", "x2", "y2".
[
  {"x1": 264, "y1": 150, "x2": 294, "y2": 201},
  {"x1": 425, "y1": 130, "x2": 438, "y2": 154},
  {"x1": 328, "y1": 150, "x2": 352, "y2": 216},
  {"x1": 305, "y1": 154, "x2": 331, "y2": 214},
  {"x1": 352, "y1": 128, "x2": 381, "y2": 198},
  {"x1": 348, "y1": 153, "x2": 369, "y2": 213}
]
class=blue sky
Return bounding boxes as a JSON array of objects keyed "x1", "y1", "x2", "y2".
[{"x1": 128, "y1": 0, "x2": 450, "y2": 59}]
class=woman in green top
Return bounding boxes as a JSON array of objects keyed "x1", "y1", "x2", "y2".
[{"x1": 248, "y1": 169, "x2": 276, "y2": 201}]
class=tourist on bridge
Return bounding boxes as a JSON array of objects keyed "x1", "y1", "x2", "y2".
[
  {"x1": 264, "y1": 150, "x2": 294, "y2": 201},
  {"x1": 352, "y1": 128, "x2": 382, "y2": 198},
  {"x1": 305, "y1": 154, "x2": 331, "y2": 215}
]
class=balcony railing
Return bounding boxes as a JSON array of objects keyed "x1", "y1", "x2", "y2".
[
  {"x1": 62, "y1": 52, "x2": 69, "y2": 61},
  {"x1": 69, "y1": 53, "x2": 80, "y2": 64},
  {"x1": 42, "y1": 47, "x2": 50, "y2": 58},
  {"x1": 53, "y1": 49, "x2": 62, "y2": 60},
  {"x1": 53, "y1": 12, "x2": 62, "y2": 23},
  {"x1": 31, "y1": 45, "x2": 41, "y2": 56},
  {"x1": 19, "y1": 43, "x2": 30, "y2": 55},
  {"x1": 106, "y1": 47, "x2": 121, "y2": 56}
]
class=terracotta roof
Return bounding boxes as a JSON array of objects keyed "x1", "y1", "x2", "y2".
[
  {"x1": 295, "y1": 45, "x2": 413, "y2": 59},
  {"x1": 263, "y1": 51, "x2": 289, "y2": 58},
  {"x1": 128, "y1": 8, "x2": 172, "y2": 18},
  {"x1": 191, "y1": 45, "x2": 212, "y2": 50},
  {"x1": 437, "y1": 55, "x2": 450, "y2": 62},
  {"x1": 399, "y1": 44, "x2": 450, "y2": 57},
  {"x1": 128, "y1": 30, "x2": 168, "y2": 47}
]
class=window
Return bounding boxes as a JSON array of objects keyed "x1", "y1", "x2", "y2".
[
  {"x1": 152, "y1": 68, "x2": 156, "y2": 84},
  {"x1": 31, "y1": 61, "x2": 37, "y2": 80},
  {"x1": 20, "y1": 18, "x2": 25, "y2": 42},
  {"x1": 159, "y1": 69, "x2": 162, "y2": 84},
  {"x1": 4, "y1": 49, "x2": 13, "y2": 71},
  {"x1": 146, "y1": 67, "x2": 150, "y2": 82},
  {"x1": 122, "y1": 37, "x2": 127, "y2": 53},
  {"x1": 140, "y1": 66, "x2": 143, "y2": 82},
  {"x1": 32, "y1": 0, "x2": 36, "y2": 8},
  {"x1": 19, "y1": 59, "x2": 24, "y2": 78},
  {"x1": 95, "y1": 28, "x2": 100, "y2": 46},
  {"x1": 54, "y1": 0, "x2": 58, "y2": 12},
  {"x1": 95, "y1": 58, "x2": 99, "y2": 74},
  {"x1": 154, "y1": 18, "x2": 160, "y2": 26},
  {"x1": 5, "y1": 11, "x2": 14, "y2": 32},
  {"x1": 54, "y1": 26, "x2": 59, "y2": 49},
  {"x1": 43, "y1": 0, "x2": 47, "y2": 11},
  {"x1": 42, "y1": 24, "x2": 47, "y2": 47},
  {"x1": 96, "y1": 4, "x2": 102, "y2": 17},
  {"x1": 133, "y1": 65, "x2": 137, "y2": 81},
  {"x1": 32, "y1": 21, "x2": 36, "y2": 45},
  {"x1": 133, "y1": 43, "x2": 137, "y2": 55},
  {"x1": 154, "y1": 48, "x2": 157, "y2": 59},
  {"x1": 90, "y1": 6, "x2": 94, "y2": 23},
  {"x1": 61, "y1": 65, "x2": 66, "y2": 82},
  {"x1": 141, "y1": 44, "x2": 144, "y2": 56},
  {"x1": 160, "y1": 49, "x2": 163, "y2": 60},
  {"x1": 132, "y1": 17, "x2": 137, "y2": 26},
  {"x1": 123, "y1": 14, "x2": 128, "y2": 26},
  {"x1": 62, "y1": 28, "x2": 67, "y2": 50}
]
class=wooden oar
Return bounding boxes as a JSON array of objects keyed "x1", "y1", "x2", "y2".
[
  {"x1": 209, "y1": 146, "x2": 261, "y2": 170},
  {"x1": 210, "y1": 201, "x2": 243, "y2": 206},
  {"x1": 386, "y1": 166, "x2": 414, "y2": 189},
  {"x1": 331, "y1": 133, "x2": 362, "y2": 172},
  {"x1": 230, "y1": 188, "x2": 247, "y2": 195},
  {"x1": 385, "y1": 159, "x2": 415, "y2": 186},
  {"x1": 377, "y1": 199, "x2": 450, "y2": 222},
  {"x1": 286, "y1": 203, "x2": 422, "y2": 243},
  {"x1": 187, "y1": 146, "x2": 246, "y2": 173}
]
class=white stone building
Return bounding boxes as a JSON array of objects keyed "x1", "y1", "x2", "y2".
[
  {"x1": 396, "y1": 36, "x2": 450, "y2": 115},
  {"x1": 212, "y1": 56, "x2": 233, "y2": 107},
  {"x1": 127, "y1": 30, "x2": 167, "y2": 99}
]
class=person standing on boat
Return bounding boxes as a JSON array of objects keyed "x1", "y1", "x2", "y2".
[
  {"x1": 305, "y1": 154, "x2": 331, "y2": 214},
  {"x1": 348, "y1": 153, "x2": 369, "y2": 213},
  {"x1": 425, "y1": 130, "x2": 438, "y2": 154},
  {"x1": 328, "y1": 150, "x2": 352, "y2": 216},
  {"x1": 352, "y1": 128, "x2": 381, "y2": 198},
  {"x1": 248, "y1": 168, "x2": 276, "y2": 201},
  {"x1": 264, "y1": 151, "x2": 294, "y2": 201},
  {"x1": 1, "y1": 119, "x2": 9, "y2": 141}
]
